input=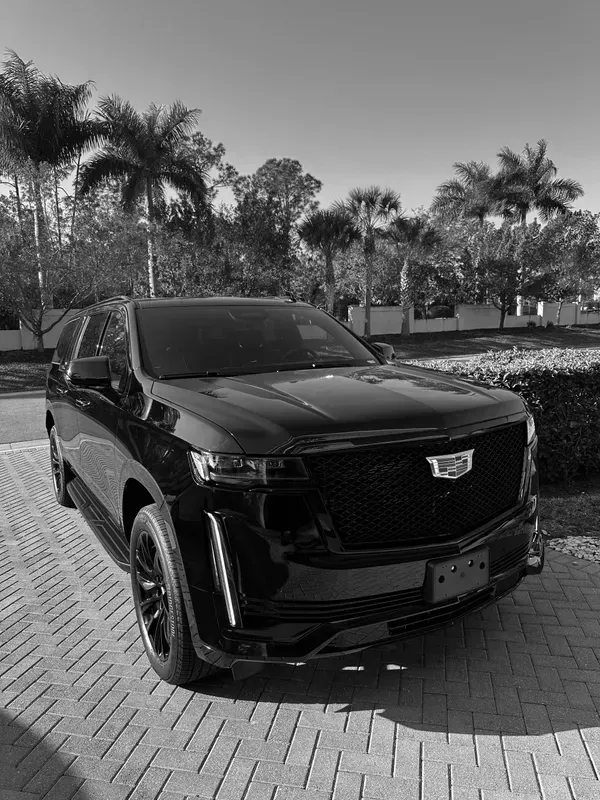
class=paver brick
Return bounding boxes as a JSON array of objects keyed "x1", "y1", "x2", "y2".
[{"x1": 3, "y1": 447, "x2": 600, "y2": 799}]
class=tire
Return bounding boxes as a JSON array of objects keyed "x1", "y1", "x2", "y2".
[
  {"x1": 130, "y1": 503, "x2": 221, "y2": 685},
  {"x1": 49, "y1": 426, "x2": 75, "y2": 508}
]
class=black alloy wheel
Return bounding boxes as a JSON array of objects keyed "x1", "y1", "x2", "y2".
[
  {"x1": 134, "y1": 530, "x2": 171, "y2": 662},
  {"x1": 49, "y1": 426, "x2": 75, "y2": 507},
  {"x1": 129, "y1": 504, "x2": 221, "y2": 684}
]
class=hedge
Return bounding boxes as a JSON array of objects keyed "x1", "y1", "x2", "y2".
[{"x1": 409, "y1": 347, "x2": 600, "y2": 485}]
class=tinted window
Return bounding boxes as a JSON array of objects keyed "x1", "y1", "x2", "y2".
[
  {"x1": 52, "y1": 318, "x2": 83, "y2": 368},
  {"x1": 136, "y1": 305, "x2": 380, "y2": 379},
  {"x1": 98, "y1": 311, "x2": 129, "y2": 392},
  {"x1": 76, "y1": 312, "x2": 109, "y2": 359}
]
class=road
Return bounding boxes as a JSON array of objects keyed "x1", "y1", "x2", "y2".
[{"x1": 0, "y1": 391, "x2": 46, "y2": 444}]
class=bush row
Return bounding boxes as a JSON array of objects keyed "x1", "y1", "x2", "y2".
[{"x1": 412, "y1": 347, "x2": 600, "y2": 485}]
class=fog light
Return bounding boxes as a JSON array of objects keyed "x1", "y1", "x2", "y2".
[{"x1": 526, "y1": 524, "x2": 545, "y2": 574}]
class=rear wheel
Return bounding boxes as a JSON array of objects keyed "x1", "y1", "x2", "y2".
[
  {"x1": 49, "y1": 426, "x2": 75, "y2": 508},
  {"x1": 130, "y1": 503, "x2": 221, "y2": 684}
]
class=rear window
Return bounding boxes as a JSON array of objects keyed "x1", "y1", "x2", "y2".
[
  {"x1": 75, "y1": 312, "x2": 109, "y2": 360},
  {"x1": 136, "y1": 305, "x2": 379, "y2": 379},
  {"x1": 52, "y1": 317, "x2": 83, "y2": 367}
]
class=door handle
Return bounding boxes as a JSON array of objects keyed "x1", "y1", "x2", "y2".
[
  {"x1": 75, "y1": 399, "x2": 91, "y2": 409},
  {"x1": 56, "y1": 386, "x2": 68, "y2": 395}
]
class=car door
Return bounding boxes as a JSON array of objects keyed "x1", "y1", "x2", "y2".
[
  {"x1": 77, "y1": 308, "x2": 131, "y2": 523},
  {"x1": 47, "y1": 316, "x2": 85, "y2": 473}
]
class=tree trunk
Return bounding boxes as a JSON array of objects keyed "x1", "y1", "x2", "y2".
[
  {"x1": 364, "y1": 244, "x2": 374, "y2": 337},
  {"x1": 30, "y1": 176, "x2": 51, "y2": 309},
  {"x1": 54, "y1": 168, "x2": 62, "y2": 252},
  {"x1": 146, "y1": 181, "x2": 157, "y2": 297},
  {"x1": 35, "y1": 332, "x2": 45, "y2": 353},
  {"x1": 556, "y1": 299, "x2": 564, "y2": 326},
  {"x1": 14, "y1": 175, "x2": 24, "y2": 238},
  {"x1": 499, "y1": 307, "x2": 507, "y2": 331},
  {"x1": 70, "y1": 152, "x2": 81, "y2": 241},
  {"x1": 324, "y1": 252, "x2": 335, "y2": 314},
  {"x1": 400, "y1": 255, "x2": 411, "y2": 336}
]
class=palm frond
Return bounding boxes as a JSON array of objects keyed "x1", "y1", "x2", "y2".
[
  {"x1": 78, "y1": 151, "x2": 137, "y2": 196},
  {"x1": 156, "y1": 100, "x2": 201, "y2": 148}
]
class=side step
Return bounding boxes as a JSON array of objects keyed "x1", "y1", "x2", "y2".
[{"x1": 68, "y1": 477, "x2": 130, "y2": 571}]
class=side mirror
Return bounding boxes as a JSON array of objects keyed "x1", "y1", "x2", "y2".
[
  {"x1": 67, "y1": 356, "x2": 111, "y2": 389},
  {"x1": 371, "y1": 341, "x2": 396, "y2": 361}
]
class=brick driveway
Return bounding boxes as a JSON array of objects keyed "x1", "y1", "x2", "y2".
[{"x1": 1, "y1": 446, "x2": 600, "y2": 800}]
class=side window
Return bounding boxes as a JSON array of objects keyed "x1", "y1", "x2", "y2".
[
  {"x1": 76, "y1": 312, "x2": 109, "y2": 360},
  {"x1": 52, "y1": 318, "x2": 83, "y2": 368},
  {"x1": 99, "y1": 310, "x2": 129, "y2": 392}
]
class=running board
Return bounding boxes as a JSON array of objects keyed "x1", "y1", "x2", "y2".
[{"x1": 67, "y1": 477, "x2": 130, "y2": 571}]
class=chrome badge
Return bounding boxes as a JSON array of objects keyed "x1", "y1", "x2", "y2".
[{"x1": 426, "y1": 449, "x2": 474, "y2": 480}]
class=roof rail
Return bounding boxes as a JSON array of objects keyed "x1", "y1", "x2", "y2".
[{"x1": 81, "y1": 295, "x2": 132, "y2": 310}]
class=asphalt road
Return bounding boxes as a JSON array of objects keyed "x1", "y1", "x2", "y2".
[{"x1": 0, "y1": 391, "x2": 46, "y2": 444}]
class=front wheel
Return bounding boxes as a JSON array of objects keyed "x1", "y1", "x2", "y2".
[
  {"x1": 129, "y1": 504, "x2": 221, "y2": 685},
  {"x1": 49, "y1": 426, "x2": 75, "y2": 508}
]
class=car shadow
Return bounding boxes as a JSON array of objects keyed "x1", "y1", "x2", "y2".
[
  {"x1": 0, "y1": 707, "x2": 91, "y2": 798},
  {"x1": 187, "y1": 592, "x2": 600, "y2": 746}
]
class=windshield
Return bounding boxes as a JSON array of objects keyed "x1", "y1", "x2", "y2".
[{"x1": 136, "y1": 304, "x2": 380, "y2": 379}]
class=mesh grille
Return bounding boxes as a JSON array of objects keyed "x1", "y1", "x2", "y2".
[{"x1": 306, "y1": 424, "x2": 526, "y2": 548}]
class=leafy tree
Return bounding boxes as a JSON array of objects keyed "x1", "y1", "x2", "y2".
[
  {"x1": 297, "y1": 208, "x2": 360, "y2": 313},
  {"x1": 337, "y1": 186, "x2": 401, "y2": 336},
  {"x1": 386, "y1": 214, "x2": 442, "y2": 334},
  {"x1": 497, "y1": 139, "x2": 583, "y2": 225},
  {"x1": 233, "y1": 158, "x2": 322, "y2": 277},
  {"x1": 0, "y1": 50, "x2": 99, "y2": 304},
  {"x1": 79, "y1": 96, "x2": 208, "y2": 296}
]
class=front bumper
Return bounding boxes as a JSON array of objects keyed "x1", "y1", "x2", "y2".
[
  {"x1": 171, "y1": 437, "x2": 542, "y2": 670},
  {"x1": 179, "y1": 504, "x2": 542, "y2": 669}
]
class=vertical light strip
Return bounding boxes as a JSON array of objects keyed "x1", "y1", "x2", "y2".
[{"x1": 205, "y1": 512, "x2": 242, "y2": 628}]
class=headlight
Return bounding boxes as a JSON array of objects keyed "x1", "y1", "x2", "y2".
[
  {"x1": 526, "y1": 413, "x2": 536, "y2": 445},
  {"x1": 189, "y1": 451, "x2": 309, "y2": 487}
]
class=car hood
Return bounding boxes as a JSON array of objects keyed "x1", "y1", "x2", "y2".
[{"x1": 150, "y1": 363, "x2": 524, "y2": 453}]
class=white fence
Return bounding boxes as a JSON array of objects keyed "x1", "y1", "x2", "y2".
[
  {"x1": 0, "y1": 309, "x2": 80, "y2": 351},
  {"x1": 347, "y1": 302, "x2": 589, "y2": 336}
]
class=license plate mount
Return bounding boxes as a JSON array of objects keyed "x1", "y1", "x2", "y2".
[{"x1": 424, "y1": 548, "x2": 490, "y2": 603}]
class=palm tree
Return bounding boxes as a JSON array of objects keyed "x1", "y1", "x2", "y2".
[
  {"x1": 431, "y1": 161, "x2": 506, "y2": 226},
  {"x1": 79, "y1": 96, "x2": 207, "y2": 296},
  {"x1": 337, "y1": 186, "x2": 401, "y2": 336},
  {"x1": 387, "y1": 215, "x2": 442, "y2": 335},
  {"x1": 297, "y1": 208, "x2": 360, "y2": 313},
  {"x1": 497, "y1": 140, "x2": 583, "y2": 315},
  {"x1": 0, "y1": 50, "x2": 98, "y2": 305},
  {"x1": 497, "y1": 140, "x2": 583, "y2": 226}
]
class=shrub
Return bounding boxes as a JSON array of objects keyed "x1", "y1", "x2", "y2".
[
  {"x1": 412, "y1": 347, "x2": 600, "y2": 485},
  {"x1": 526, "y1": 320, "x2": 537, "y2": 329}
]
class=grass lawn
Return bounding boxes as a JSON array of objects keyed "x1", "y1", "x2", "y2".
[
  {"x1": 0, "y1": 349, "x2": 53, "y2": 393},
  {"x1": 372, "y1": 324, "x2": 600, "y2": 360},
  {"x1": 541, "y1": 478, "x2": 600, "y2": 540}
]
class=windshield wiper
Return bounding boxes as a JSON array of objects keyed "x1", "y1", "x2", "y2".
[{"x1": 157, "y1": 371, "x2": 238, "y2": 379}]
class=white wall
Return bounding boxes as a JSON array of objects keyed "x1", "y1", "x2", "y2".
[
  {"x1": 0, "y1": 330, "x2": 23, "y2": 351},
  {"x1": 348, "y1": 306, "x2": 406, "y2": 336},
  {"x1": 413, "y1": 318, "x2": 459, "y2": 334},
  {"x1": 0, "y1": 310, "x2": 81, "y2": 351},
  {"x1": 20, "y1": 309, "x2": 81, "y2": 350},
  {"x1": 348, "y1": 304, "x2": 548, "y2": 335},
  {"x1": 537, "y1": 302, "x2": 578, "y2": 326}
]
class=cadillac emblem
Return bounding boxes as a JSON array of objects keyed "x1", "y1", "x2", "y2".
[{"x1": 426, "y1": 449, "x2": 474, "y2": 480}]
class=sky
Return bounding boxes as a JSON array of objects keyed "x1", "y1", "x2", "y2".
[{"x1": 2, "y1": 0, "x2": 599, "y2": 215}]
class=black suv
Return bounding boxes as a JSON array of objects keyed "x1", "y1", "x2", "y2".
[{"x1": 46, "y1": 296, "x2": 543, "y2": 684}]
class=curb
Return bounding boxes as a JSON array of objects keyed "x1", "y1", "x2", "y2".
[
  {"x1": 0, "y1": 438, "x2": 47, "y2": 452},
  {"x1": 0, "y1": 389, "x2": 45, "y2": 399}
]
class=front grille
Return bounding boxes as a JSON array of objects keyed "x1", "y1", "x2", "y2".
[{"x1": 306, "y1": 423, "x2": 526, "y2": 548}]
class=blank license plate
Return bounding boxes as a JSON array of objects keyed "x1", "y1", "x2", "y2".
[{"x1": 424, "y1": 548, "x2": 490, "y2": 603}]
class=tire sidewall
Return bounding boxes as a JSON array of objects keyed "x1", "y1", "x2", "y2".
[
  {"x1": 50, "y1": 426, "x2": 72, "y2": 507},
  {"x1": 129, "y1": 506, "x2": 182, "y2": 682}
]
